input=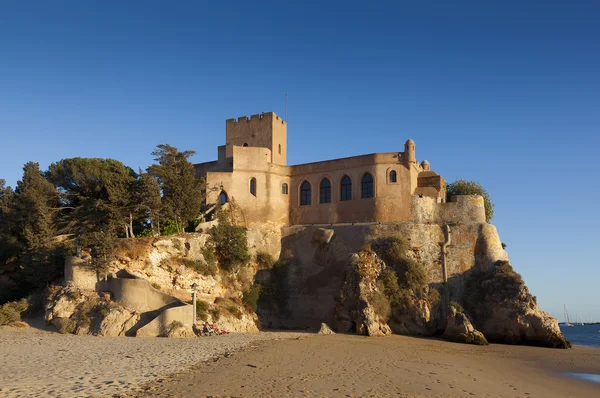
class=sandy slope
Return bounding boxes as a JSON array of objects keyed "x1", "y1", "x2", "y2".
[
  {"x1": 134, "y1": 334, "x2": 600, "y2": 398},
  {"x1": 0, "y1": 326, "x2": 307, "y2": 398}
]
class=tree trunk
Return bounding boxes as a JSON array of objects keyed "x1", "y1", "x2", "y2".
[{"x1": 129, "y1": 213, "x2": 134, "y2": 238}]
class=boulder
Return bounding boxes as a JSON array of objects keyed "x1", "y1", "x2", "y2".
[
  {"x1": 317, "y1": 323, "x2": 335, "y2": 335},
  {"x1": 92, "y1": 307, "x2": 140, "y2": 337},
  {"x1": 166, "y1": 325, "x2": 196, "y2": 338},
  {"x1": 442, "y1": 306, "x2": 488, "y2": 345},
  {"x1": 465, "y1": 261, "x2": 571, "y2": 348}
]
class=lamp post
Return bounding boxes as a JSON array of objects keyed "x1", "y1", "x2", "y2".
[{"x1": 191, "y1": 282, "x2": 198, "y2": 326}]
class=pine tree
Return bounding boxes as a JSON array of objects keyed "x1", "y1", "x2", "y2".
[{"x1": 147, "y1": 144, "x2": 204, "y2": 233}]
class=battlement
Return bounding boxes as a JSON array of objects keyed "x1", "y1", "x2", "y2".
[{"x1": 226, "y1": 112, "x2": 286, "y2": 125}]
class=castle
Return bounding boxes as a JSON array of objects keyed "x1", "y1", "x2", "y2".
[{"x1": 194, "y1": 112, "x2": 484, "y2": 226}]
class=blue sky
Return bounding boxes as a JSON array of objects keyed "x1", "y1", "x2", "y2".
[{"x1": 1, "y1": 1, "x2": 599, "y2": 321}]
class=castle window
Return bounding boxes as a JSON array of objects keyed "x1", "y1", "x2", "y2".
[
  {"x1": 282, "y1": 183, "x2": 288, "y2": 195},
  {"x1": 361, "y1": 173, "x2": 374, "y2": 199},
  {"x1": 219, "y1": 191, "x2": 228, "y2": 205},
  {"x1": 250, "y1": 178, "x2": 256, "y2": 196},
  {"x1": 278, "y1": 144, "x2": 281, "y2": 154},
  {"x1": 300, "y1": 181, "x2": 311, "y2": 206},
  {"x1": 320, "y1": 178, "x2": 331, "y2": 203},
  {"x1": 389, "y1": 170, "x2": 397, "y2": 183},
  {"x1": 340, "y1": 176, "x2": 352, "y2": 201}
]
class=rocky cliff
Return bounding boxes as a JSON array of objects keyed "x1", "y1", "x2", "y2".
[{"x1": 257, "y1": 222, "x2": 570, "y2": 348}]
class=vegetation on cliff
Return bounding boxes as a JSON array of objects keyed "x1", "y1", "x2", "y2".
[
  {"x1": 446, "y1": 179, "x2": 494, "y2": 222},
  {"x1": 0, "y1": 145, "x2": 204, "y2": 304}
]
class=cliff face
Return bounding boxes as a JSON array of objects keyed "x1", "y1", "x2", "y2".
[{"x1": 258, "y1": 222, "x2": 569, "y2": 348}]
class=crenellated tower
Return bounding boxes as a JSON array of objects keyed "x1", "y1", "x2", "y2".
[{"x1": 225, "y1": 112, "x2": 287, "y2": 165}]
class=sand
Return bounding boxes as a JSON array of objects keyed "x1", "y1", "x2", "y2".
[
  {"x1": 0, "y1": 326, "x2": 307, "y2": 397},
  {"x1": 133, "y1": 334, "x2": 600, "y2": 398},
  {"x1": 2, "y1": 327, "x2": 599, "y2": 398}
]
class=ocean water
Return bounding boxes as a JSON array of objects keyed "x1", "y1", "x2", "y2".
[{"x1": 559, "y1": 324, "x2": 600, "y2": 348}]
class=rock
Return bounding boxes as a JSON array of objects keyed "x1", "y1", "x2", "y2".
[
  {"x1": 442, "y1": 306, "x2": 488, "y2": 345},
  {"x1": 334, "y1": 250, "x2": 392, "y2": 337},
  {"x1": 317, "y1": 323, "x2": 335, "y2": 335},
  {"x1": 166, "y1": 325, "x2": 196, "y2": 338},
  {"x1": 93, "y1": 307, "x2": 140, "y2": 337},
  {"x1": 466, "y1": 261, "x2": 571, "y2": 349},
  {"x1": 388, "y1": 296, "x2": 434, "y2": 336},
  {"x1": 313, "y1": 228, "x2": 334, "y2": 245}
]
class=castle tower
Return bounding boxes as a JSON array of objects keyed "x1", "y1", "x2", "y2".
[
  {"x1": 404, "y1": 139, "x2": 416, "y2": 164},
  {"x1": 225, "y1": 112, "x2": 287, "y2": 165}
]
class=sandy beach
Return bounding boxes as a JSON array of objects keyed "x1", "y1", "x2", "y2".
[
  {"x1": 134, "y1": 334, "x2": 600, "y2": 398},
  {"x1": 0, "y1": 326, "x2": 307, "y2": 398},
  {"x1": 1, "y1": 327, "x2": 599, "y2": 398}
]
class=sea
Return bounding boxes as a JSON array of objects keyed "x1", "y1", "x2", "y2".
[{"x1": 559, "y1": 324, "x2": 600, "y2": 348}]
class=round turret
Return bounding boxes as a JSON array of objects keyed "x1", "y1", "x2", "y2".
[
  {"x1": 404, "y1": 139, "x2": 416, "y2": 163},
  {"x1": 421, "y1": 160, "x2": 430, "y2": 171}
]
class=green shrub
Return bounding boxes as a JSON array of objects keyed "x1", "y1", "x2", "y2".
[
  {"x1": 202, "y1": 246, "x2": 216, "y2": 267},
  {"x1": 183, "y1": 258, "x2": 217, "y2": 276},
  {"x1": 0, "y1": 299, "x2": 29, "y2": 325},
  {"x1": 242, "y1": 284, "x2": 262, "y2": 312},
  {"x1": 207, "y1": 213, "x2": 250, "y2": 272},
  {"x1": 371, "y1": 282, "x2": 391, "y2": 320},
  {"x1": 161, "y1": 220, "x2": 179, "y2": 236},
  {"x1": 446, "y1": 179, "x2": 494, "y2": 222},
  {"x1": 427, "y1": 288, "x2": 441, "y2": 306},
  {"x1": 138, "y1": 228, "x2": 153, "y2": 237},
  {"x1": 227, "y1": 305, "x2": 243, "y2": 319},
  {"x1": 150, "y1": 282, "x2": 162, "y2": 290},
  {"x1": 256, "y1": 251, "x2": 275, "y2": 269},
  {"x1": 374, "y1": 237, "x2": 428, "y2": 292}
]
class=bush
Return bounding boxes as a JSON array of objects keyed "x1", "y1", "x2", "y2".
[
  {"x1": 242, "y1": 284, "x2": 262, "y2": 312},
  {"x1": 446, "y1": 180, "x2": 494, "y2": 222},
  {"x1": 0, "y1": 299, "x2": 29, "y2": 325},
  {"x1": 227, "y1": 305, "x2": 243, "y2": 319},
  {"x1": 202, "y1": 246, "x2": 216, "y2": 267},
  {"x1": 192, "y1": 300, "x2": 209, "y2": 321},
  {"x1": 256, "y1": 251, "x2": 275, "y2": 269},
  {"x1": 137, "y1": 228, "x2": 153, "y2": 237},
  {"x1": 207, "y1": 213, "x2": 250, "y2": 272},
  {"x1": 150, "y1": 282, "x2": 162, "y2": 290},
  {"x1": 161, "y1": 220, "x2": 179, "y2": 236},
  {"x1": 374, "y1": 237, "x2": 428, "y2": 292},
  {"x1": 183, "y1": 258, "x2": 217, "y2": 277},
  {"x1": 371, "y1": 283, "x2": 391, "y2": 320}
]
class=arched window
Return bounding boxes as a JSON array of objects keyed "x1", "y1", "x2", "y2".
[
  {"x1": 389, "y1": 170, "x2": 397, "y2": 183},
  {"x1": 340, "y1": 175, "x2": 352, "y2": 201},
  {"x1": 250, "y1": 178, "x2": 256, "y2": 196},
  {"x1": 320, "y1": 178, "x2": 331, "y2": 203},
  {"x1": 300, "y1": 181, "x2": 311, "y2": 206},
  {"x1": 219, "y1": 191, "x2": 228, "y2": 205},
  {"x1": 361, "y1": 173, "x2": 374, "y2": 199},
  {"x1": 282, "y1": 183, "x2": 288, "y2": 195},
  {"x1": 243, "y1": 143, "x2": 249, "y2": 147},
  {"x1": 278, "y1": 144, "x2": 281, "y2": 154}
]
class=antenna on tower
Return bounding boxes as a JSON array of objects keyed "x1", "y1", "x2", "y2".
[{"x1": 285, "y1": 93, "x2": 288, "y2": 123}]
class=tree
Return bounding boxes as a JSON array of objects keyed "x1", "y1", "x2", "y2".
[
  {"x1": 147, "y1": 144, "x2": 204, "y2": 233},
  {"x1": 131, "y1": 170, "x2": 162, "y2": 236},
  {"x1": 446, "y1": 180, "x2": 494, "y2": 222},
  {"x1": 9, "y1": 163, "x2": 63, "y2": 294},
  {"x1": 46, "y1": 158, "x2": 137, "y2": 270}
]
